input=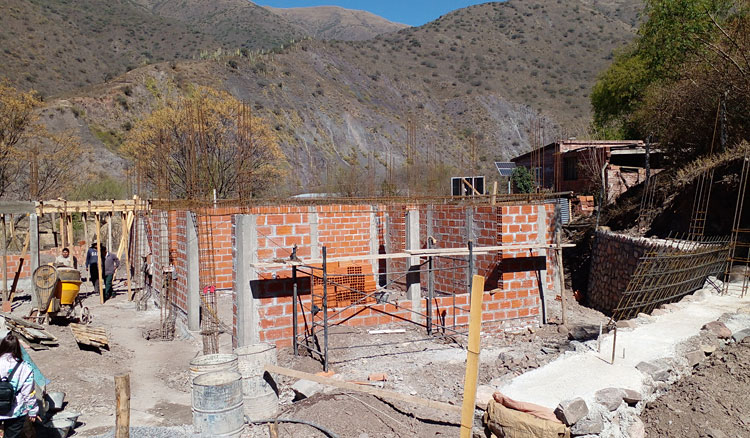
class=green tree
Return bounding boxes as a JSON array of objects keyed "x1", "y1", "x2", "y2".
[{"x1": 511, "y1": 166, "x2": 534, "y2": 194}]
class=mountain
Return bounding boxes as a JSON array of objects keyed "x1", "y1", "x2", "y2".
[
  {"x1": 3, "y1": 0, "x2": 641, "y2": 196},
  {"x1": 266, "y1": 6, "x2": 408, "y2": 41},
  {"x1": 0, "y1": 0, "x2": 403, "y2": 96}
]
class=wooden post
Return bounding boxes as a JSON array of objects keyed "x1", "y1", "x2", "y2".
[
  {"x1": 96, "y1": 213, "x2": 104, "y2": 304},
  {"x1": 107, "y1": 213, "x2": 113, "y2": 253},
  {"x1": 491, "y1": 181, "x2": 498, "y2": 206},
  {"x1": 556, "y1": 227, "x2": 567, "y2": 326},
  {"x1": 51, "y1": 212, "x2": 58, "y2": 248},
  {"x1": 1, "y1": 215, "x2": 8, "y2": 312},
  {"x1": 59, "y1": 211, "x2": 66, "y2": 249},
  {"x1": 460, "y1": 274, "x2": 485, "y2": 438},
  {"x1": 82, "y1": 213, "x2": 88, "y2": 245},
  {"x1": 122, "y1": 213, "x2": 133, "y2": 301},
  {"x1": 67, "y1": 214, "x2": 74, "y2": 247},
  {"x1": 115, "y1": 374, "x2": 130, "y2": 438}
]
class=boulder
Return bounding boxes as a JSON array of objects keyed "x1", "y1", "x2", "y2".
[
  {"x1": 616, "y1": 319, "x2": 637, "y2": 329},
  {"x1": 685, "y1": 350, "x2": 705, "y2": 367},
  {"x1": 475, "y1": 385, "x2": 495, "y2": 411},
  {"x1": 627, "y1": 417, "x2": 646, "y2": 438},
  {"x1": 621, "y1": 388, "x2": 642, "y2": 405},
  {"x1": 702, "y1": 321, "x2": 732, "y2": 339},
  {"x1": 636, "y1": 360, "x2": 671, "y2": 382},
  {"x1": 732, "y1": 328, "x2": 750, "y2": 344},
  {"x1": 594, "y1": 387, "x2": 625, "y2": 411},
  {"x1": 553, "y1": 398, "x2": 589, "y2": 426},
  {"x1": 651, "y1": 309, "x2": 668, "y2": 317},
  {"x1": 568, "y1": 325, "x2": 600, "y2": 342},
  {"x1": 570, "y1": 412, "x2": 604, "y2": 436}
]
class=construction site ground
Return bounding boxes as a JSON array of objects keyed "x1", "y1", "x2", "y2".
[{"x1": 11, "y1": 276, "x2": 748, "y2": 437}]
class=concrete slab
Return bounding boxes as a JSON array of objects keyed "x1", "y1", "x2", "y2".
[{"x1": 500, "y1": 289, "x2": 750, "y2": 409}]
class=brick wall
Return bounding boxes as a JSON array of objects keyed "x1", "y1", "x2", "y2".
[
  {"x1": 155, "y1": 201, "x2": 558, "y2": 347},
  {"x1": 586, "y1": 229, "x2": 669, "y2": 314}
]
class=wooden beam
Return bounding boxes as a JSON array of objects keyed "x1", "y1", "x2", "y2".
[
  {"x1": 115, "y1": 374, "x2": 130, "y2": 438},
  {"x1": 264, "y1": 364, "x2": 461, "y2": 415},
  {"x1": 0, "y1": 201, "x2": 36, "y2": 215},
  {"x1": 37, "y1": 199, "x2": 141, "y2": 215},
  {"x1": 122, "y1": 213, "x2": 134, "y2": 301},
  {"x1": 1, "y1": 215, "x2": 7, "y2": 312},
  {"x1": 251, "y1": 243, "x2": 576, "y2": 269},
  {"x1": 460, "y1": 275, "x2": 485, "y2": 438},
  {"x1": 96, "y1": 213, "x2": 104, "y2": 304}
]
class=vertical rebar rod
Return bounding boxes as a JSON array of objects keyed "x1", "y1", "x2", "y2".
[
  {"x1": 322, "y1": 246, "x2": 329, "y2": 372},
  {"x1": 293, "y1": 265, "x2": 298, "y2": 357},
  {"x1": 467, "y1": 241, "x2": 474, "y2": 297},
  {"x1": 427, "y1": 255, "x2": 434, "y2": 336}
]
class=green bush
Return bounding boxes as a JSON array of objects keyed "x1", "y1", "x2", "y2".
[{"x1": 511, "y1": 167, "x2": 534, "y2": 194}]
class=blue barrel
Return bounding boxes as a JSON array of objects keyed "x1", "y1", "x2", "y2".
[{"x1": 192, "y1": 371, "x2": 244, "y2": 437}]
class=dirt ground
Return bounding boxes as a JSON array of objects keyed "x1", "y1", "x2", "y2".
[
  {"x1": 11, "y1": 277, "x2": 233, "y2": 437},
  {"x1": 642, "y1": 340, "x2": 750, "y2": 438},
  {"x1": 10, "y1": 272, "x2": 609, "y2": 437}
]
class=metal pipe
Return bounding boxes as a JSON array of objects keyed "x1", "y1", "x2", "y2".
[
  {"x1": 292, "y1": 265, "x2": 298, "y2": 357},
  {"x1": 322, "y1": 246, "x2": 329, "y2": 372}
]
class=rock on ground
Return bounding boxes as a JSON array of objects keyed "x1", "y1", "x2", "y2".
[
  {"x1": 702, "y1": 321, "x2": 732, "y2": 339},
  {"x1": 594, "y1": 388, "x2": 625, "y2": 412},
  {"x1": 635, "y1": 360, "x2": 671, "y2": 382},
  {"x1": 554, "y1": 397, "x2": 588, "y2": 426}
]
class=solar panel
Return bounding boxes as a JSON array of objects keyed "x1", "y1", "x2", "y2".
[{"x1": 495, "y1": 162, "x2": 516, "y2": 177}]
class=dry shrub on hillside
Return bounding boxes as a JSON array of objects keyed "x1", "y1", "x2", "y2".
[{"x1": 124, "y1": 85, "x2": 286, "y2": 199}]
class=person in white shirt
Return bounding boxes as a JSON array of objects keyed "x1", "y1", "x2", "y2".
[
  {"x1": 54, "y1": 248, "x2": 77, "y2": 269},
  {"x1": 0, "y1": 333, "x2": 38, "y2": 437}
]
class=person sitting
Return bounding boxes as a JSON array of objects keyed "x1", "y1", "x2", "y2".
[{"x1": 54, "y1": 248, "x2": 77, "y2": 269}]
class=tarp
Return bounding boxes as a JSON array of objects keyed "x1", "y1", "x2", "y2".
[{"x1": 484, "y1": 400, "x2": 570, "y2": 438}]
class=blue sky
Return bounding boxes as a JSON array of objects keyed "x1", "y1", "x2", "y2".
[{"x1": 258, "y1": 1, "x2": 490, "y2": 26}]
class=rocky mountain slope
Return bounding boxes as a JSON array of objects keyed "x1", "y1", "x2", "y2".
[
  {"x1": 266, "y1": 5, "x2": 408, "y2": 41},
  {"x1": 5, "y1": 0, "x2": 641, "y2": 196},
  {"x1": 0, "y1": 0, "x2": 405, "y2": 96}
]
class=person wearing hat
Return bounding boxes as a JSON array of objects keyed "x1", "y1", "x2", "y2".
[{"x1": 85, "y1": 242, "x2": 100, "y2": 293}]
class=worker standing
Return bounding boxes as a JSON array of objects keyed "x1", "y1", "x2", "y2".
[
  {"x1": 103, "y1": 247, "x2": 120, "y2": 301},
  {"x1": 85, "y1": 242, "x2": 99, "y2": 293}
]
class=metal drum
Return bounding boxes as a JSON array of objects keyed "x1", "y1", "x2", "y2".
[
  {"x1": 234, "y1": 344, "x2": 278, "y2": 421},
  {"x1": 192, "y1": 371, "x2": 244, "y2": 437},
  {"x1": 189, "y1": 354, "x2": 239, "y2": 388}
]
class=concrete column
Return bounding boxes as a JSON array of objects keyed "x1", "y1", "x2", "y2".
[
  {"x1": 186, "y1": 211, "x2": 200, "y2": 331},
  {"x1": 405, "y1": 209, "x2": 422, "y2": 321},
  {"x1": 369, "y1": 206, "x2": 379, "y2": 283},
  {"x1": 537, "y1": 205, "x2": 551, "y2": 324},
  {"x1": 234, "y1": 214, "x2": 260, "y2": 347},
  {"x1": 308, "y1": 206, "x2": 320, "y2": 259},
  {"x1": 29, "y1": 214, "x2": 39, "y2": 308}
]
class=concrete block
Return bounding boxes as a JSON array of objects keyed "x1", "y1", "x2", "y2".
[
  {"x1": 627, "y1": 417, "x2": 646, "y2": 438},
  {"x1": 702, "y1": 321, "x2": 732, "y2": 339},
  {"x1": 622, "y1": 388, "x2": 642, "y2": 405},
  {"x1": 554, "y1": 398, "x2": 589, "y2": 426},
  {"x1": 570, "y1": 413, "x2": 604, "y2": 436},
  {"x1": 475, "y1": 385, "x2": 495, "y2": 411},
  {"x1": 292, "y1": 380, "x2": 323, "y2": 400},
  {"x1": 594, "y1": 387, "x2": 624, "y2": 411},
  {"x1": 636, "y1": 360, "x2": 671, "y2": 382},
  {"x1": 732, "y1": 328, "x2": 750, "y2": 343},
  {"x1": 685, "y1": 350, "x2": 705, "y2": 367}
]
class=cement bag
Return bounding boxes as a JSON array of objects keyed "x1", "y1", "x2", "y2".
[{"x1": 484, "y1": 399, "x2": 570, "y2": 438}]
